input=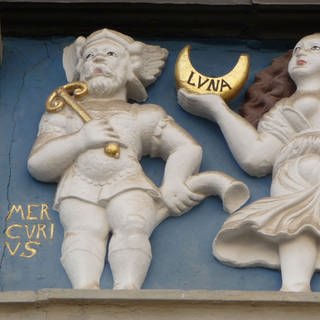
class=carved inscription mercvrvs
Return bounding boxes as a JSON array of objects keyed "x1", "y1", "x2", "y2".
[{"x1": 4, "y1": 203, "x2": 55, "y2": 258}]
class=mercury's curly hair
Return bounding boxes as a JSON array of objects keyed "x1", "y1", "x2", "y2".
[{"x1": 239, "y1": 51, "x2": 296, "y2": 128}]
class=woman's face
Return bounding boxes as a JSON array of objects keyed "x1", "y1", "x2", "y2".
[{"x1": 288, "y1": 34, "x2": 320, "y2": 83}]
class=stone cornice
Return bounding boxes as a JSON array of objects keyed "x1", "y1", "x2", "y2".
[
  {"x1": 1, "y1": 289, "x2": 320, "y2": 319},
  {"x1": 0, "y1": 2, "x2": 320, "y2": 38}
]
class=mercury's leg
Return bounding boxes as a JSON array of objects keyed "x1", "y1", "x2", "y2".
[
  {"x1": 59, "y1": 198, "x2": 110, "y2": 289},
  {"x1": 106, "y1": 190, "x2": 157, "y2": 289}
]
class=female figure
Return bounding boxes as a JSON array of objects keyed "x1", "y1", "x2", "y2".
[{"x1": 178, "y1": 34, "x2": 320, "y2": 292}]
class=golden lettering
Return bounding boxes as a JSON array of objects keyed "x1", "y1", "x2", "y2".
[
  {"x1": 187, "y1": 70, "x2": 196, "y2": 86},
  {"x1": 5, "y1": 241, "x2": 21, "y2": 256},
  {"x1": 198, "y1": 75, "x2": 209, "y2": 89},
  {"x1": 20, "y1": 241, "x2": 40, "y2": 258},
  {"x1": 25, "y1": 224, "x2": 37, "y2": 240},
  {"x1": 6, "y1": 205, "x2": 25, "y2": 221},
  {"x1": 27, "y1": 204, "x2": 40, "y2": 220},
  {"x1": 50, "y1": 223, "x2": 55, "y2": 240},
  {"x1": 5, "y1": 224, "x2": 22, "y2": 239},
  {"x1": 3, "y1": 203, "x2": 54, "y2": 258},
  {"x1": 36, "y1": 224, "x2": 47, "y2": 240},
  {"x1": 206, "y1": 79, "x2": 220, "y2": 92},
  {"x1": 220, "y1": 79, "x2": 232, "y2": 92},
  {"x1": 40, "y1": 204, "x2": 51, "y2": 220}
]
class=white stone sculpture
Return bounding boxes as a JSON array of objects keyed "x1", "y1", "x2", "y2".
[
  {"x1": 178, "y1": 33, "x2": 320, "y2": 292},
  {"x1": 28, "y1": 28, "x2": 249, "y2": 290}
]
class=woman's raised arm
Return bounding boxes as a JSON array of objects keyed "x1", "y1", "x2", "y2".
[{"x1": 178, "y1": 89, "x2": 285, "y2": 177}]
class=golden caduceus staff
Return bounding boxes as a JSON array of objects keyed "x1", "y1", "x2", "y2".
[{"x1": 46, "y1": 81, "x2": 120, "y2": 158}]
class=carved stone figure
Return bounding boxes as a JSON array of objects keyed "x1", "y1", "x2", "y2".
[
  {"x1": 178, "y1": 33, "x2": 320, "y2": 292},
  {"x1": 28, "y1": 28, "x2": 249, "y2": 290}
]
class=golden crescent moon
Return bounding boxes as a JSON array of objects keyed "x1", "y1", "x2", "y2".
[{"x1": 175, "y1": 45, "x2": 250, "y2": 101}]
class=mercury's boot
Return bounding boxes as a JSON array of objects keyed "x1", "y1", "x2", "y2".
[
  {"x1": 60, "y1": 231, "x2": 107, "y2": 289},
  {"x1": 61, "y1": 249, "x2": 104, "y2": 289},
  {"x1": 108, "y1": 232, "x2": 152, "y2": 289}
]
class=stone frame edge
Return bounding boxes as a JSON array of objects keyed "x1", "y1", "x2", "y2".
[{"x1": 1, "y1": 289, "x2": 320, "y2": 319}]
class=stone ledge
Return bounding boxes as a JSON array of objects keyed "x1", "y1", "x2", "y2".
[
  {"x1": 0, "y1": 0, "x2": 319, "y2": 4},
  {"x1": 1, "y1": 289, "x2": 320, "y2": 304},
  {"x1": 0, "y1": 0, "x2": 253, "y2": 4},
  {"x1": 1, "y1": 290, "x2": 320, "y2": 320}
]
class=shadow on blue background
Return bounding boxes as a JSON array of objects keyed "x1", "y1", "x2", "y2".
[{"x1": 1, "y1": 35, "x2": 316, "y2": 292}]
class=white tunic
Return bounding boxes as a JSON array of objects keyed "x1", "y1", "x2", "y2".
[
  {"x1": 213, "y1": 102, "x2": 320, "y2": 269},
  {"x1": 34, "y1": 97, "x2": 177, "y2": 210}
]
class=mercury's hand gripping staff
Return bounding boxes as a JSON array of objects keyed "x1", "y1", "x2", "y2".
[{"x1": 46, "y1": 81, "x2": 121, "y2": 158}]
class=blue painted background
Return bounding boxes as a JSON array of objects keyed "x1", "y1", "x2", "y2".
[{"x1": 1, "y1": 35, "x2": 317, "y2": 291}]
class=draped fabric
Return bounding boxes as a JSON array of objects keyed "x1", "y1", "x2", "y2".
[{"x1": 213, "y1": 103, "x2": 320, "y2": 269}]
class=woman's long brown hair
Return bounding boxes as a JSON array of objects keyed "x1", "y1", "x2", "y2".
[{"x1": 239, "y1": 51, "x2": 296, "y2": 127}]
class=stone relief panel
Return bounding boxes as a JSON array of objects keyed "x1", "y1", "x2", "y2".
[
  {"x1": 178, "y1": 34, "x2": 320, "y2": 292},
  {"x1": 2, "y1": 30, "x2": 317, "y2": 291}
]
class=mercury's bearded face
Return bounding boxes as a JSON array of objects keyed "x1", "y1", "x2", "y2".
[{"x1": 78, "y1": 39, "x2": 129, "y2": 97}]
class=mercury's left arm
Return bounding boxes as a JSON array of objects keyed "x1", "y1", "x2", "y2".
[
  {"x1": 160, "y1": 120, "x2": 205, "y2": 215},
  {"x1": 158, "y1": 119, "x2": 202, "y2": 180},
  {"x1": 141, "y1": 104, "x2": 204, "y2": 215}
]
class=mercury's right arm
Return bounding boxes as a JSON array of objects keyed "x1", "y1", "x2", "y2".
[
  {"x1": 28, "y1": 112, "x2": 121, "y2": 182},
  {"x1": 28, "y1": 125, "x2": 87, "y2": 183}
]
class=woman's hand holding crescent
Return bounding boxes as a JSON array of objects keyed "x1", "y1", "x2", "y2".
[{"x1": 177, "y1": 88, "x2": 228, "y2": 122}]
